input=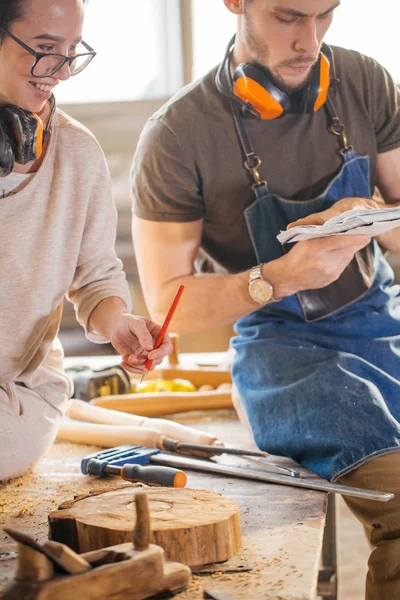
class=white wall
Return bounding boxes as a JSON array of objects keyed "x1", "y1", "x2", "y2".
[
  {"x1": 192, "y1": 0, "x2": 400, "y2": 81},
  {"x1": 57, "y1": 0, "x2": 183, "y2": 104}
]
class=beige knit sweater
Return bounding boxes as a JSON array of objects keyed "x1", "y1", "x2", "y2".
[{"x1": 0, "y1": 109, "x2": 131, "y2": 410}]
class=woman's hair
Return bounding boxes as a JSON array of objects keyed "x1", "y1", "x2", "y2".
[
  {"x1": 0, "y1": 1, "x2": 25, "y2": 32},
  {"x1": 0, "y1": 0, "x2": 88, "y2": 39}
]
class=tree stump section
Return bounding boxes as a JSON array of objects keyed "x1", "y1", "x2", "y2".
[{"x1": 49, "y1": 487, "x2": 242, "y2": 568}]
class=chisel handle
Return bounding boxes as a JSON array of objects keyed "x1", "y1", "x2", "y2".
[{"x1": 120, "y1": 464, "x2": 187, "y2": 488}]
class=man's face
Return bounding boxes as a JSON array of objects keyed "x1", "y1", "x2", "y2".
[{"x1": 241, "y1": 0, "x2": 340, "y2": 91}]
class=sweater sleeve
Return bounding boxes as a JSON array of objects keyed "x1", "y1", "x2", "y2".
[{"x1": 67, "y1": 141, "x2": 132, "y2": 343}]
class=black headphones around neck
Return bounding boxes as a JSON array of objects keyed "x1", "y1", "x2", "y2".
[
  {"x1": 216, "y1": 35, "x2": 338, "y2": 120},
  {"x1": 0, "y1": 95, "x2": 56, "y2": 177}
]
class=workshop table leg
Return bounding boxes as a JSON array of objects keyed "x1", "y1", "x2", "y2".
[{"x1": 317, "y1": 494, "x2": 338, "y2": 599}]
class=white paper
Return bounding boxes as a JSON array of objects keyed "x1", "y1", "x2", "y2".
[{"x1": 277, "y1": 206, "x2": 400, "y2": 244}]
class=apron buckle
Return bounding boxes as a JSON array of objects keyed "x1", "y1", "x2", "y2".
[
  {"x1": 244, "y1": 154, "x2": 267, "y2": 188},
  {"x1": 330, "y1": 123, "x2": 352, "y2": 154}
]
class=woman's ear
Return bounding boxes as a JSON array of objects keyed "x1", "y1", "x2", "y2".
[{"x1": 223, "y1": 0, "x2": 245, "y2": 16}]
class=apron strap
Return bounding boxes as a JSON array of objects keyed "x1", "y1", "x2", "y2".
[
  {"x1": 231, "y1": 103, "x2": 267, "y2": 189},
  {"x1": 231, "y1": 93, "x2": 354, "y2": 191},
  {"x1": 325, "y1": 97, "x2": 354, "y2": 156}
]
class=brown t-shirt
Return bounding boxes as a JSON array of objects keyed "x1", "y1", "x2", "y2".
[{"x1": 132, "y1": 46, "x2": 400, "y2": 274}]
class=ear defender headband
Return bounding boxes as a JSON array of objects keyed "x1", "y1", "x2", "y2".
[
  {"x1": 0, "y1": 95, "x2": 55, "y2": 177},
  {"x1": 216, "y1": 34, "x2": 335, "y2": 120}
]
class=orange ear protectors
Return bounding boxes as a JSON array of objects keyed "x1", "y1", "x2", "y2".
[
  {"x1": 0, "y1": 96, "x2": 55, "y2": 177},
  {"x1": 216, "y1": 35, "x2": 335, "y2": 120}
]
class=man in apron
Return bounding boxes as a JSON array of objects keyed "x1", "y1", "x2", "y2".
[{"x1": 131, "y1": 1, "x2": 400, "y2": 597}]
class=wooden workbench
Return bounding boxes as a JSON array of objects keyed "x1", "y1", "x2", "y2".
[
  {"x1": 0, "y1": 414, "x2": 327, "y2": 600},
  {"x1": 0, "y1": 354, "x2": 328, "y2": 599}
]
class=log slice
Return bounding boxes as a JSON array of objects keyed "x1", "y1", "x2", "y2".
[{"x1": 49, "y1": 487, "x2": 241, "y2": 567}]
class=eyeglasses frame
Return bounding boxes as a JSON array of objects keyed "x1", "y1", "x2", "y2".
[{"x1": 0, "y1": 25, "x2": 96, "y2": 77}]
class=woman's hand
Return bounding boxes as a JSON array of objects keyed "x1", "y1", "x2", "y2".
[{"x1": 109, "y1": 313, "x2": 172, "y2": 374}]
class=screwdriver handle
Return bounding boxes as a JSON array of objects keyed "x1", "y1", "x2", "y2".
[{"x1": 120, "y1": 464, "x2": 187, "y2": 488}]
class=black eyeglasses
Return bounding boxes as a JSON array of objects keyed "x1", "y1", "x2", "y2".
[{"x1": 0, "y1": 25, "x2": 96, "y2": 77}]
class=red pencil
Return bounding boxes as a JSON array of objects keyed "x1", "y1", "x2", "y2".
[{"x1": 139, "y1": 284, "x2": 185, "y2": 384}]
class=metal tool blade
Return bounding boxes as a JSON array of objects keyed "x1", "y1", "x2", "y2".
[
  {"x1": 167, "y1": 440, "x2": 270, "y2": 458},
  {"x1": 243, "y1": 455, "x2": 300, "y2": 477},
  {"x1": 151, "y1": 454, "x2": 394, "y2": 502}
]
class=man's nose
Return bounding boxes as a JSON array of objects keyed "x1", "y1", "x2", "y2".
[{"x1": 293, "y1": 19, "x2": 320, "y2": 56}]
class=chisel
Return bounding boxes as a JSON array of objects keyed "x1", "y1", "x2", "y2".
[
  {"x1": 58, "y1": 420, "x2": 276, "y2": 459},
  {"x1": 83, "y1": 458, "x2": 187, "y2": 488}
]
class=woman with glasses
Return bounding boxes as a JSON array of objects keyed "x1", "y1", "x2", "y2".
[{"x1": 0, "y1": 0, "x2": 172, "y2": 480}]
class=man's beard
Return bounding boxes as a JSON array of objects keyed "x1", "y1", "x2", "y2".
[{"x1": 243, "y1": 17, "x2": 317, "y2": 93}]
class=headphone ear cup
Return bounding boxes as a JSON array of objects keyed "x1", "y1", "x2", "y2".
[
  {"x1": 0, "y1": 117, "x2": 16, "y2": 177},
  {"x1": 3, "y1": 106, "x2": 44, "y2": 164},
  {"x1": 233, "y1": 63, "x2": 290, "y2": 120},
  {"x1": 303, "y1": 53, "x2": 331, "y2": 113},
  {"x1": 313, "y1": 53, "x2": 330, "y2": 111}
]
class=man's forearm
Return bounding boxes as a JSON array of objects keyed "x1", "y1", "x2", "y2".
[
  {"x1": 146, "y1": 259, "x2": 288, "y2": 334},
  {"x1": 88, "y1": 296, "x2": 128, "y2": 339},
  {"x1": 146, "y1": 234, "x2": 372, "y2": 334}
]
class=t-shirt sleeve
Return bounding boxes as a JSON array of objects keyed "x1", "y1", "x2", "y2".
[
  {"x1": 131, "y1": 117, "x2": 204, "y2": 222},
  {"x1": 365, "y1": 55, "x2": 400, "y2": 153}
]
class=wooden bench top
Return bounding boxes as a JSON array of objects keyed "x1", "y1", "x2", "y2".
[
  {"x1": 0, "y1": 353, "x2": 327, "y2": 599},
  {"x1": 0, "y1": 411, "x2": 327, "y2": 600}
]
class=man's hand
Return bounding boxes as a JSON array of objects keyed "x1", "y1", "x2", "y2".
[
  {"x1": 287, "y1": 197, "x2": 380, "y2": 230},
  {"x1": 273, "y1": 234, "x2": 372, "y2": 298},
  {"x1": 110, "y1": 313, "x2": 173, "y2": 374},
  {"x1": 270, "y1": 196, "x2": 374, "y2": 296}
]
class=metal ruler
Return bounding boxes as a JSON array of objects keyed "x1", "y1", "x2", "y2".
[{"x1": 153, "y1": 453, "x2": 394, "y2": 502}]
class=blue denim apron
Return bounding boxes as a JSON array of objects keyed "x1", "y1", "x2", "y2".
[{"x1": 231, "y1": 105, "x2": 400, "y2": 482}]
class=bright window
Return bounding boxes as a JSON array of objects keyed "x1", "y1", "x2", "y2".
[
  {"x1": 192, "y1": 0, "x2": 236, "y2": 80},
  {"x1": 57, "y1": 0, "x2": 183, "y2": 105},
  {"x1": 324, "y1": 0, "x2": 400, "y2": 80},
  {"x1": 192, "y1": 0, "x2": 400, "y2": 82}
]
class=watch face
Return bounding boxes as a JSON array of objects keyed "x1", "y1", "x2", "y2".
[{"x1": 249, "y1": 279, "x2": 273, "y2": 304}]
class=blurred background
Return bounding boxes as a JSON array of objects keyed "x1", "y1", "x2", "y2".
[{"x1": 58, "y1": 0, "x2": 400, "y2": 356}]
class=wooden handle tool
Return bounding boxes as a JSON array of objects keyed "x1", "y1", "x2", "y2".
[
  {"x1": 57, "y1": 421, "x2": 270, "y2": 458},
  {"x1": 57, "y1": 421, "x2": 171, "y2": 448},
  {"x1": 66, "y1": 399, "x2": 220, "y2": 446}
]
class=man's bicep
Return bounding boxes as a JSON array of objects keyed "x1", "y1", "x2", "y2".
[
  {"x1": 377, "y1": 147, "x2": 400, "y2": 203},
  {"x1": 132, "y1": 215, "x2": 203, "y2": 316}
]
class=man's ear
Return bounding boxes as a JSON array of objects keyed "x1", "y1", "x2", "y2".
[{"x1": 223, "y1": 0, "x2": 244, "y2": 16}]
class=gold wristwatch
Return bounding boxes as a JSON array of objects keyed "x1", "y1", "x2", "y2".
[{"x1": 248, "y1": 264, "x2": 278, "y2": 305}]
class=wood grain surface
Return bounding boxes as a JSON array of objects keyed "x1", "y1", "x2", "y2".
[{"x1": 49, "y1": 487, "x2": 242, "y2": 567}]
